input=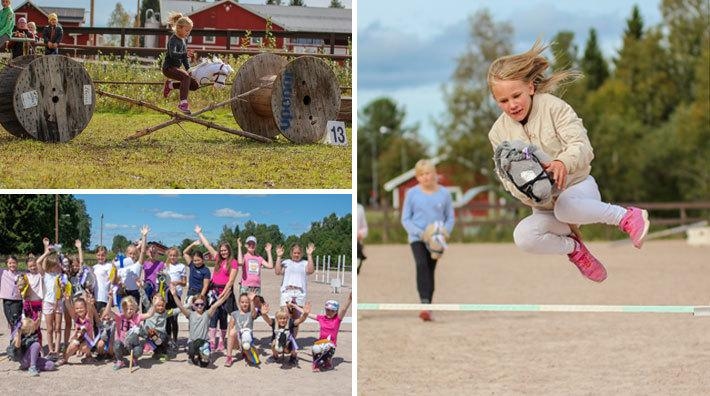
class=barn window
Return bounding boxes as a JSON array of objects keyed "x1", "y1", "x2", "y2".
[
  {"x1": 230, "y1": 35, "x2": 239, "y2": 46},
  {"x1": 250, "y1": 36, "x2": 262, "y2": 46},
  {"x1": 203, "y1": 28, "x2": 215, "y2": 44}
]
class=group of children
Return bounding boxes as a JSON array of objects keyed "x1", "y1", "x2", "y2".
[
  {"x1": 1, "y1": 225, "x2": 351, "y2": 376},
  {"x1": 1, "y1": 0, "x2": 63, "y2": 58}
]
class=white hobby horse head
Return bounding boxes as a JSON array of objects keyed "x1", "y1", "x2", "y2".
[{"x1": 189, "y1": 57, "x2": 235, "y2": 88}]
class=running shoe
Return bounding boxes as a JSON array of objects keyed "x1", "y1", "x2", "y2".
[
  {"x1": 178, "y1": 102, "x2": 191, "y2": 115},
  {"x1": 418, "y1": 310, "x2": 433, "y2": 321},
  {"x1": 162, "y1": 80, "x2": 171, "y2": 98},
  {"x1": 619, "y1": 207, "x2": 650, "y2": 249},
  {"x1": 28, "y1": 366, "x2": 39, "y2": 377},
  {"x1": 224, "y1": 356, "x2": 234, "y2": 367},
  {"x1": 568, "y1": 235, "x2": 607, "y2": 282}
]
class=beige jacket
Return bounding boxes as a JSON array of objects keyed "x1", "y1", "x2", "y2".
[{"x1": 488, "y1": 93, "x2": 594, "y2": 210}]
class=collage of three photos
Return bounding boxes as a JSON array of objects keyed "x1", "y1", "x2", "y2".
[{"x1": 2, "y1": 0, "x2": 710, "y2": 395}]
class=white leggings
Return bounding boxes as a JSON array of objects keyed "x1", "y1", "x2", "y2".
[{"x1": 513, "y1": 176, "x2": 627, "y2": 255}]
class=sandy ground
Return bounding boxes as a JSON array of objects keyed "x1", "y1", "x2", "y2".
[
  {"x1": 357, "y1": 240, "x2": 710, "y2": 395},
  {"x1": 0, "y1": 267, "x2": 352, "y2": 395}
]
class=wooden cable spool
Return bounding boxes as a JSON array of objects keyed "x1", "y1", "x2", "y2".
[
  {"x1": 231, "y1": 54, "x2": 341, "y2": 144},
  {"x1": 230, "y1": 53, "x2": 288, "y2": 139},
  {"x1": 0, "y1": 55, "x2": 95, "y2": 142}
]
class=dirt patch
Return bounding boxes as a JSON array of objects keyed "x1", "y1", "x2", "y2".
[{"x1": 358, "y1": 240, "x2": 710, "y2": 395}]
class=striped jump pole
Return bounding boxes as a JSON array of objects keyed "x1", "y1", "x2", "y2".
[{"x1": 358, "y1": 303, "x2": 710, "y2": 316}]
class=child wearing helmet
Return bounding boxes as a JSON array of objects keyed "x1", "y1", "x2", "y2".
[{"x1": 291, "y1": 292, "x2": 351, "y2": 372}]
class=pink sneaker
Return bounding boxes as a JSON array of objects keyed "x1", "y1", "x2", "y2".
[
  {"x1": 619, "y1": 207, "x2": 650, "y2": 249},
  {"x1": 568, "y1": 235, "x2": 607, "y2": 282},
  {"x1": 162, "y1": 80, "x2": 171, "y2": 98},
  {"x1": 178, "y1": 102, "x2": 191, "y2": 115}
]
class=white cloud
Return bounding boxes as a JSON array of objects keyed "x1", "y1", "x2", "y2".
[
  {"x1": 155, "y1": 211, "x2": 195, "y2": 220},
  {"x1": 104, "y1": 223, "x2": 136, "y2": 230},
  {"x1": 213, "y1": 208, "x2": 251, "y2": 218}
]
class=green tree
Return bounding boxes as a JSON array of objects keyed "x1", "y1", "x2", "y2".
[
  {"x1": 580, "y1": 28, "x2": 609, "y2": 91},
  {"x1": 434, "y1": 9, "x2": 513, "y2": 186},
  {"x1": 625, "y1": 5, "x2": 644, "y2": 40},
  {"x1": 357, "y1": 97, "x2": 424, "y2": 206},
  {"x1": 266, "y1": 0, "x2": 283, "y2": 5},
  {"x1": 550, "y1": 31, "x2": 577, "y2": 72},
  {"x1": 0, "y1": 195, "x2": 91, "y2": 255},
  {"x1": 289, "y1": 0, "x2": 305, "y2": 6},
  {"x1": 661, "y1": 0, "x2": 710, "y2": 104},
  {"x1": 111, "y1": 234, "x2": 130, "y2": 254},
  {"x1": 329, "y1": 0, "x2": 344, "y2": 8},
  {"x1": 106, "y1": 2, "x2": 132, "y2": 46}
]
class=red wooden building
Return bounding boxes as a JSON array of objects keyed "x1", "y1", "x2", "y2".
[
  {"x1": 13, "y1": 1, "x2": 90, "y2": 46},
  {"x1": 383, "y1": 156, "x2": 495, "y2": 219},
  {"x1": 156, "y1": 0, "x2": 351, "y2": 54}
]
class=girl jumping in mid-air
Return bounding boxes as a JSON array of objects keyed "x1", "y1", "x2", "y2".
[
  {"x1": 162, "y1": 11, "x2": 199, "y2": 114},
  {"x1": 487, "y1": 41, "x2": 649, "y2": 282}
]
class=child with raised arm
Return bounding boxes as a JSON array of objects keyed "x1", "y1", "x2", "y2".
[
  {"x1": 183, "y1": 240, "x2": 211, "y2": 300},
  {"x1": 67, "y1": 240, "x2": 95, "y2": 299},
  {"x1": 260, "y1": 301, "x2": 309, "y2": 365},
  {"x1": 224, "y1": 292, "x2": 259, "y2": 367},
  {"x1": 169, "y1": 284, "x2": 231, "y2": 367},
  {"x1": 113, "y1": 226, "x2": 148, "y2": 309},
  {"x1": 292, "y1": 293, "x2": 351, "y2": 372},
  {"x1": 487, "y1": 41, "x2": 649, "y2": 282},
  {"x1": 57, "y1": 291, "x2": 99, "y2": 365},
  {"x1": 195, "y1": 225, "x2": 238, "y2": 352},
  {"x1": 103, "y1": 293, "x2": 152, "y2": 370},
  {"x1": 162, "y1": 11, "x2": 198, "y2": 114},
  {"x1": 140, "y1": 292, "x2": 180, "y2": 361},
  {"x1": 13, "y1": 317, "x2": 55, "y2": 376},
  {"x1": 163, "y1": 247, "x2": 186, "y2": 349},
  {"x1": 275, "y1": 243, "x2": 315, "y2": 309},
  {"x1": 237, "y1": 236, "x2": 274, "y2": 298},
  {"x1": 37, "y1": 238, "x2": 64, "y2": 359}
]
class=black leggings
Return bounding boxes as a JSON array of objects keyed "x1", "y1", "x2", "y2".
[
  {"x1": 410, "y1": 241, "x2": 438, "y2": 304},
  {"x1": 166, "y1": 292, "x2": 179, "y2": 341},
  {"x1": 3, "y1": 299, "x2": 22, "y2": 329}
]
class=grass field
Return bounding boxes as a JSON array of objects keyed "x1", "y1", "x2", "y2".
[{"x1": 0, "y1": 111, "x2": 352, "y2": 189}]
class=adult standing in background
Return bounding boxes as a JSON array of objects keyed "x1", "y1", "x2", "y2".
[
  {"x1": 42, "y1": 12, "x2": 61, "y2": 55},
  {"x1": 0, "y1": 0, "x2": 15, "y2": 51},
  {"x1": 357, "y1": 203, "x2": 368, "y2": 274},
  {"x1": 401, "y1": 159, "x2": 455, "y2": 322}
]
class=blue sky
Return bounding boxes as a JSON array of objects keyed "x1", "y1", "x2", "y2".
[
  {"x1": 75, "y1": 194, "x2": 351, "y2": 248},
  {"x1": 358, "y1": 0, "x2": 664, "y2": 151},
  {"x1": 36, "y1": 0, "x2": 351, "y2": 27}
]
